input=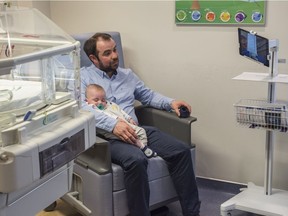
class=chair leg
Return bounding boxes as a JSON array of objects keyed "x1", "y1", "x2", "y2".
[{"x1": 43, "y1": 201, "x2": 57, "y2": 212}]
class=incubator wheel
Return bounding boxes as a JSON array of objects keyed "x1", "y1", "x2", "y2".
[{"x1": 44, "y1": 201, "x2": 57, "y2": 212}]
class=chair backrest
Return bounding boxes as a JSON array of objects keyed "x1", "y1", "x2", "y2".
[{"x1": 72, "y1": 32, "x2": 125, "y2": 68}]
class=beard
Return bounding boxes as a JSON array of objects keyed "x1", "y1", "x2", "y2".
[{"x1": 98, "y1": 59, "x2": 119, "y2": 74}]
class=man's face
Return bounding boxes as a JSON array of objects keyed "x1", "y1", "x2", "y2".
[{"x1": 91, "y1": 38, "x2": 119, "y2": 73}]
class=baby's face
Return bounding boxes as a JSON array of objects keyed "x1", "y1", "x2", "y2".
[{"x1": 87, "y1": 89, "x2": 107, "y2": 109}]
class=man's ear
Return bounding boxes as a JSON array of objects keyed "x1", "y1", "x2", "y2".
[{"x1": 89, "y1": 54, "x2": 98, "y2": 65}]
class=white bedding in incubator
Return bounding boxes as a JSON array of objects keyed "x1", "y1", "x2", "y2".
[{"x1": 0, "y1": 79, "x2": 44, "y2": 115}]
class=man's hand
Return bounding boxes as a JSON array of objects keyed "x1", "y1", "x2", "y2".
[
  {"x1": 112, "y1": 119, "x2": 138, "y2": 144},
  {"x1": 171, "y1": 100, "x2": 192, "y2": 117}
]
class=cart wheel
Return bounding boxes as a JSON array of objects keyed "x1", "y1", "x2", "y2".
[
  {"x1": 221, "y1": 211, "x2": 232, "y2": 216},
  {"x1": 44, "y1": 201, "x2": 57, "y2": 212}
]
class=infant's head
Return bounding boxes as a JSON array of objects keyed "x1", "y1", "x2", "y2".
[{"x1": 86, "y1": 84, "x2": 107, "y2": 110}]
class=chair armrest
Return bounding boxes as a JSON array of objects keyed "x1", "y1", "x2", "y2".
[
  {"x1": 75, "y1": 136, "x2": 112, "y2": 175},
  {"x1": 135, "y1": 105, "x2": 197, "y2": 145}
]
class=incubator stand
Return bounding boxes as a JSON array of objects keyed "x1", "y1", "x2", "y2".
[
  {"x1": 0, "y1": 8, "x2": 96, "y2": 216},
  {"x1": 221, "y1": 40, "x2": 288, "y2": 215}
]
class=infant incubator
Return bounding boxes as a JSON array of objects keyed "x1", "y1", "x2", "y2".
[{"x1": 0, "y1": 7, "x2": 95, "y2": 216}]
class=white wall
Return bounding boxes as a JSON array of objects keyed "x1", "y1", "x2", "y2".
[
  {"x1": 18, "y1": 1, "x2": 50, "y2": 17},
  {"x1": 46, "y1": 1, "x2": 288, "y2": 189}
]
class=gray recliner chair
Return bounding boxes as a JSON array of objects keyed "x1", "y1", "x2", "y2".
[{"x1": 63, "y1": 32, "x2": 197, "y2": 216}]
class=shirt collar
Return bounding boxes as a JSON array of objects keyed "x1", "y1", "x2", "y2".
[{"x1": 90, "y1": 65, "x2": 119, "y2": 79}]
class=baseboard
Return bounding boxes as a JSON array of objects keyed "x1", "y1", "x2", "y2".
[{"x1": 196, "y1": 176, "x2": 247, "y2": 195}]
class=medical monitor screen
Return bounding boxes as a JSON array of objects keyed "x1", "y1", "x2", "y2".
[{"x1": 238, "y1": 28, "x2": 269, "y2": 67}]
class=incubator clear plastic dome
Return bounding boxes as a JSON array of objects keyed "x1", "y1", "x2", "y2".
[{"x1": 0, "y1": 7, "x2": 80, "y2": 144}]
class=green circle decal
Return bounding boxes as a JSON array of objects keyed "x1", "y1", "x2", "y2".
[{"x1": 176, "y1": 10, "x2": 187, "y2": 21}]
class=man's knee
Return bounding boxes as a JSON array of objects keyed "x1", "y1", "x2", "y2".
[
  {"x1": 125, "y1": 154, "x2": 148, "y2": 173},
  {"x1": 175, "y1": 140, "x2": 192, "y2": 156}
]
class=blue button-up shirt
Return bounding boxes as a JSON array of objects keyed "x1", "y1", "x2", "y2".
[{"x1": 80, "y1": 64, "x2": 174, "y2": 132}]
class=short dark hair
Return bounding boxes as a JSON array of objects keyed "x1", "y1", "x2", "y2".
[{"x1": 83, "y1": 33, "x2": 112, "y2": 59}]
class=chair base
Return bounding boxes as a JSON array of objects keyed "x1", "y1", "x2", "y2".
[{"x1": 64, "y1": 147, "x2": 195, "y2": 216}]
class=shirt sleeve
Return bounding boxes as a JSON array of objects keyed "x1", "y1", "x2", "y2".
[
  {"x1": 82, "y1": 103, "x2": 118, "y2": 132},
  {"x1": 133, "y1": 73, "x2": 174, "y2": 111}
]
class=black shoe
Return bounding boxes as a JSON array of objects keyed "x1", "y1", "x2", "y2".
[{"x1": 150, "y1": 206, "x2": 169, "y2": 216}]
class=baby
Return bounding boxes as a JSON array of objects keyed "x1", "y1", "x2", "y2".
[{"x1": 85, "y1": 84, "x2": 157, "y2": 158}]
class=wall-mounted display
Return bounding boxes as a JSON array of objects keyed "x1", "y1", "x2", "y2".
[{"x1": 175, "y1": 0, "x2": 266, "y2": 25}]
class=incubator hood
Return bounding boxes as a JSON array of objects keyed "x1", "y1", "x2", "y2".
[
  {"x1": 0, "y1": 7, "x2": 81, "y2": 144},
  {"x1": 0, "y1": 7, "x2": 78, "y2": 70}
]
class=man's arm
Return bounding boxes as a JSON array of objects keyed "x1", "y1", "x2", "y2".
[
  {"x1": 112, "y1": 120, "x2": 138, "y2": 144},
  {"x1": 84, "y1": 103, "x2": 139, "y2": 144},
  {"x1": 82, "y1": 103, "x2": 118, "y2": 132},
  {"x1": 133, "y1": 73, "x2": 191, "y2": 117}
]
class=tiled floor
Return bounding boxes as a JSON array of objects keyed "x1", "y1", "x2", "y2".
[
  {"x1": 36, "y1": 177, "x2": 263, "y2": 216},
  {"x1": 36, "y1": 200, "x2": 82, "y2": 216}
]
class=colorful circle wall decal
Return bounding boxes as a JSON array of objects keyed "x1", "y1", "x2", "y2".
[
  {"x1": 220, "y1": 11, "x2": 230, "y2": 22},
  {"x1": 235, "y1": 12, "x2": 246, "y2": 23},
  {"x1": 176, "y1": 10, "x2": 187, "y2": 21},
  {"x1": 252, "y1": 12, "x2": 263, "y2": 22},
  {"x1": 191, "y1": 10, "x2": 201, "y2": 21},
  {"x1": 206, "y1": 11, "x2": 215, "y2": 22}
]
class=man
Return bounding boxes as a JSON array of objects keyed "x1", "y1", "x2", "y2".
[{"x1": 80, "y1": 33, "x2": 201, "y2": 216}]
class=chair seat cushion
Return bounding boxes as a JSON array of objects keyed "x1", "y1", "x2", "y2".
[
  {"x1": 112, "y1": 147, "x2": 195, "y2": 192},
  {"x1": 112, "y1": 156, "x2": 170, "y2": 191}
]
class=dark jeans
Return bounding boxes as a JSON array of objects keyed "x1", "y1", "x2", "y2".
[{"x1": 109, "y1": 126, "x2": 200, "y2": 216}]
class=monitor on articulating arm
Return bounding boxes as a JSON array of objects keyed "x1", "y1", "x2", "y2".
[{"x1": 238, "y1": 28, "x2": 270, "y2": 67}]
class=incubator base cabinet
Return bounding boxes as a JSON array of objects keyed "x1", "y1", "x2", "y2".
[
  {"x1": 0, "y1": 7, "x2": 96, "y2": 216},
  {"x1": 0, "y1": 107, "x2": 96, "y2": 216}
]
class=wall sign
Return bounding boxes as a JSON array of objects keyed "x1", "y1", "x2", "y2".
[{"x1": 175, "y1": 0, "x2": 266, "y2": 25}]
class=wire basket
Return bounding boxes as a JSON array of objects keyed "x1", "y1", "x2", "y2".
[{"x1": 234, "y1": 99, "x2": 288, "y2": 132}]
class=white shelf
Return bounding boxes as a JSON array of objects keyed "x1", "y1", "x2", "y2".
[{"x1": 233, "y1": 72, "x2": 288, "y2": 84}]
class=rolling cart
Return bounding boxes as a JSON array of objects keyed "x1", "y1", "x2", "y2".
[{"x1": 221, "y1": 37, "x2": 288, "y2": 216}]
